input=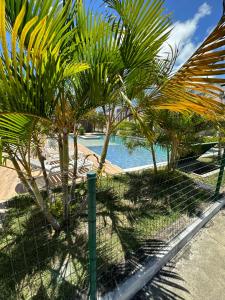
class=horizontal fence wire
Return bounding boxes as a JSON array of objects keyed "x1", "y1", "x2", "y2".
[
  {"x1": 0, "y1": 149, "x2": 224, "y2": 299},
  {"x1": 95, "y1": 150, "x2": 224, "y2": 295},
  {"x1": 0, "y1": 181, "x2": 89, "y2": 300}
]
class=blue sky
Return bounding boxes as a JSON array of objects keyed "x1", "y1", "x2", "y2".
[
  {"x1": 164, "y1": 0, "x2": 222, "y2": 67},
  {"x1": 86, "y1": 0, "x2": 223, "y2": 67},
  {"x1": 3, "y1": 1, "x2": 223, "y2": 69}
]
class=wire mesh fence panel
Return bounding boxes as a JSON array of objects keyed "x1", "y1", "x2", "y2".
[
  {"x1": 95, "y1": 149, "x2": 224, "y2": 296},
  {"x1": 0, "y1": 182, "x2": 90, "y2": 300},
  {"x1": 0, "y1": 147, "x2": 224, "y2": 299}
]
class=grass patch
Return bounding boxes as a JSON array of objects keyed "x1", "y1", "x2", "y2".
[{"x1": 0, "y1": 169, "x2": 215, "y2": 297}]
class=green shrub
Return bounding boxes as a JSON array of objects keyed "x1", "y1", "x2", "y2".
[
  {"x1": 78, "y1": 126, "x2": 85, "y2": 135},
  {"x1": 49, "y1": 195, "x2": 63, "y2": 217},
  {"x1": 202, "y1": 136, "x2": 221, "y2": 143}
]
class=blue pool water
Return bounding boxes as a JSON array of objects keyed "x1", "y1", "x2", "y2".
[{"x1": 78, "y1": 135, "x2": 167, "y2": 170}]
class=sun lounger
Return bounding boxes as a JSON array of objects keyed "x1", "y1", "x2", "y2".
[
  {"x1": 30, "y1": 158, "x2": 42, "y2": 169},
  {"x1": 48, "y1": 159, "x2": 93, "y2": 186},
  {"x1": 30, "y1": 153, "x2": 93, "y2": 187}
]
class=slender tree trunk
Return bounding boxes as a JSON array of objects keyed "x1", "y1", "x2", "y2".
[
  {"x1": 29, "y1": 177, "x2": 60, "y2": 231},
  {"x1": 170, "y1": 146, "x2": 175, "y2": 171},
  {"x1": 150, "y1": 144, "x2": 157, "y2": 174},
  {"x1": 167, "y1": 146, "x2": 170, "y2": 171},
  {"x1": 7, "y1": 147, "x2": 60, "y2": 231},
  {"x1": 98, "y1": 122, "x2": 111, "y2": 172},
  {"x1": 58, "y1": 134, "x2": 64, "y2": 174},
  {"x1": 34, "y1": 138, "x2": 50, "y2": 195},
  {"x1": 8, "y1": 151, "x2": 34, "y2": 196},
  {"x1": 169, "y1": 140, "x2": 176, "y2": 171},
  {"x1": 170, "y1": 138, "x2": 178, "y2": 171},
  {"x1": 61, "y1": 129, "x2": 69, "y2": 222},
  {"x1": 70, "y1": 126, "x2": 78, "y2": 202},
  {"x1": 218, "y1": 130, "x2": 222, "y2": 160}
]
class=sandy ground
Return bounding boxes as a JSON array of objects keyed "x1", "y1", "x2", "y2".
[
  {"x1": 135, "y1": 209, "x2": 225, "y2": 300},
  {"x1": 0, "y1": 164, "x2": 20, "y2": 202},
  {"x1": 0, "y1": 143, "x2": 122, "y2": 202}
]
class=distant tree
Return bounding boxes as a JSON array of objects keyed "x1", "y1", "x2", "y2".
[
  {"x1": 80, "y1": 110, "x2": 106, "y2": 132},
  {"x1": 157, "y1": 111, "x2": 213, "y2": 170}
]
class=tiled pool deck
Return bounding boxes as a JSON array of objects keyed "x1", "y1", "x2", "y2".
[{"x1": 0, "y1": 142, "x2": 122, "y2": 202}]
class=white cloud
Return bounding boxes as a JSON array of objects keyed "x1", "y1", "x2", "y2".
[{"x1": 160, "y1": 2, "x2": 212, "y2": 69}]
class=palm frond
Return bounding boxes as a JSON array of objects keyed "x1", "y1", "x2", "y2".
[
  {"x1": 155, "y1": 6, "x2": 225, "y2": 118},
  {"x1": 0, "y1": 114, "x2": 35, "y2": 145},
  {"x1": 105, "y1": 0, "x2": 172, "y2": 71},
  {"x1": 0, "y1": 0, "x2": 86, "y2": 118}
]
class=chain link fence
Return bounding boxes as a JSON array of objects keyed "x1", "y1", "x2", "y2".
[
  {"x1": 0, "y1": 183, "x2": 90, "y2": 300},
  {"x1": 95, "y1": 150, "x2": 225, "y2": 296},
  {"x1": 0, "y1": 148, "x2": 225, "y2": 299}
]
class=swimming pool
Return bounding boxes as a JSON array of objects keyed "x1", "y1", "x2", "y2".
[{"x1": 77, "y1": 135, "x2": 167, "y2": 170}]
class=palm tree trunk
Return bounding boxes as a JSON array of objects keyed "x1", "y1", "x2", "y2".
[
  {"x1": 169, "y1": 141, "x2": 176, "y2": 171},
  {"x1": 34, "y1": 138, "x2": 50, "y2": 195},
  {"x1": 98, "y1": 122, "x2": 111, "y2": 172},
  {"x1": 218, "y1": 130, "x2": 222, "y2": 160},
  {"x1": 61, "y1": 129, "x2": 69, "y2": 222},
  {"x1": 150, "y1": 144, "x2": 157, "y2": 174},
  {"x1": 170, "y1": 138, "x2": 178, "y2": 171},
  {"x1": 170, "y1": 147, "x2": 174, "y2": 171},
  {"x1": 7, "y1": 147, "x2": 60, "y2": 231},
  {"x1": 70, "y1": 127, "x2": 78, "y2": 202},
  {"x1": 8, "y1": 150, "x2": 34, "y2": 196},
  {"x1": 58, "y1": 134, "x2": 64, "y2": 174},
  {"x1": 167, "y1": 146, "x2": 170, "y2": 171},
  {"x1": 29, "y1": 177, "x2": 60, "y2": 231}
]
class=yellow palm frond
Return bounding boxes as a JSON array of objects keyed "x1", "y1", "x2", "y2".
[
  {"x1": 63, "y1": 63, "x2": 90, "y2": 78},
  {"x1": 19, "y1": 16, "x2": 39, "y2": 75},
  {"x1": 0, "y1": 0, "x2": 10, "y2": 73},
  {"x1": 0, "y1": 0, "x2": 85, "y2": 118},
  {"x1": 156, "y1": 8, "x2": 225, "y2": 119},
  {"x1": 11, "y1": 2, "x2": 26, "y2": 73}
]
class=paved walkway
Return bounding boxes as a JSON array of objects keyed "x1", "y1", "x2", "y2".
[
  {"x1": 134, "y1": 209, "x2": 225, "y2": 300},
  {"x1": 0, "y1": 162, "x2": 21, "y2": 201}
]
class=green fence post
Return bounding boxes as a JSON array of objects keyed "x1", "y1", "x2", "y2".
[
  {"x1": 215, "y1": 148, "x2": 225, "y2": 200},
  {"x1": 87, "y1": 172, "x2": 97, "y2": 300}
]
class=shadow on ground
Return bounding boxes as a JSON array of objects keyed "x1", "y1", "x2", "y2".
[
  {"x1": 0, "y1": 168, "x2": 215, "y2": 299},
  {"x1": 177, "y1": 159, "x2": 218, "y2": 175},
  {"x1": 133, "y1": 261, "x2": 190, "y2": 300},
  {"x1": 0, "y1": 195, "x2": 89, "y2": 300}
]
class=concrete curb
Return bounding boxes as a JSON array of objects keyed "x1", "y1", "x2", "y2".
[
  {"x1": 100, "y1": 197, "x2": 225, "y2": 300},
  {"x1": 124, "y1": 161, "x2": 167, "y2": 173}
]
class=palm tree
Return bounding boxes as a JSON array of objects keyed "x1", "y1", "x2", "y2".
[
  {"x1": 94, "y1": 0, "x2": 172, "y2": 172},
  {"x1": 144, "y1": 1, "x2": 225, "y2": 116},
  {"x1": 0, "y1": 0, "x2": 88, "y2": 229},
  {"x1": 117, "y1": 116, "x2": 159, "y2": 174},
  {"x1": 156, "y1": 111, "x2": 212, "y2": 170},
  {"x1": 122, "y1": 1, "x2": 225, "y2": 169},
  {"x1": 63, "y1": 0, "x2": 172, "y2": 191},
  {"x1": 1, "y1": 0, "x2": 225, "y2": 231}
]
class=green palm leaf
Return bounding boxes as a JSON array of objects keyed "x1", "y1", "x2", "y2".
[
  {"x1": 0, "y1": 0, "x2": 87, "y2": 119},
  {"x1": 105, "y1": 0, "x2": 172, "y2": 71},
  {"x1": 154, "y1": 5, "x2": 225, "y2": 118},
  {"x1": 0, "y1": 114, "x2": 34, "y2": 145}
]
